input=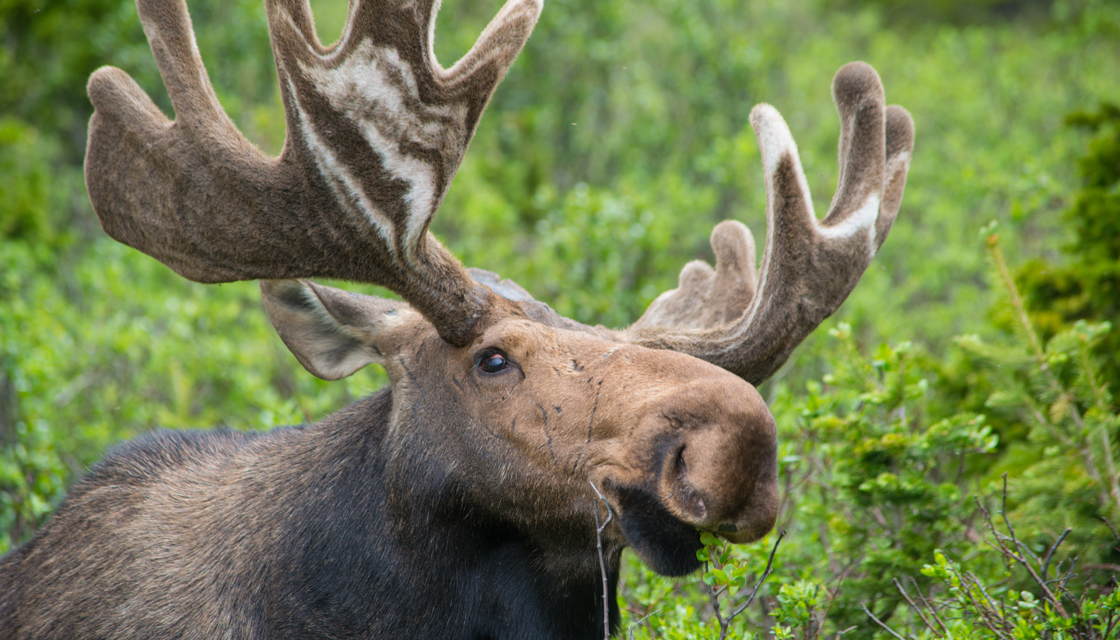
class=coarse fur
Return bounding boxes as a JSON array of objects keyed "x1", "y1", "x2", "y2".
[
  {"x1": 0, "y1": 314, "x2": 777, "y2": 639},
  {"x1": 0, "y1": 391, "x2": 620, "y2": 638},
  {"x1": 0, "y1": 0, "x2": 916, "y2": 636}
]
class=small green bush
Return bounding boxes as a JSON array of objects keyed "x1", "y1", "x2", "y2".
[{"x1": 1017, "y1": 103, "x2": 1120, "y2": 387}]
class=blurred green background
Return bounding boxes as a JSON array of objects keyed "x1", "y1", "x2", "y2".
[{"x1": 2, "y1": 0, "x2": 1118, "y2": 636}]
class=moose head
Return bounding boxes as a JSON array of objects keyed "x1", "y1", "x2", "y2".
[{"x1": 1, "y1": 0, "x2": 913, "y2": 637}]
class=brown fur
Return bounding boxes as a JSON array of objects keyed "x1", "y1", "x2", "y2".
[{"x1": 0, "y1": 0, "x2": 915, "y2": 636}]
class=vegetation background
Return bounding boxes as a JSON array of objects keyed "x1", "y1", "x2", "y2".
[{"x1": 1, "y1": 0, "x2": 1118, "y2": 636}]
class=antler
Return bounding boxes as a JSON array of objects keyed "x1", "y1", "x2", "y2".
[
  {"x1": 84, "y1": 0, "x2": 542, "y2": 346},
  {"x1": 624, "y1": 62, "x2": 915, "y2": 385}
]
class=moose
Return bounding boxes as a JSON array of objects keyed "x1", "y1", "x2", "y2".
[{"x1": 0, "y1": 0, "x2": 914, "y2": 636}]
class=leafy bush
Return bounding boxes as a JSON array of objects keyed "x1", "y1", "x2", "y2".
[
  {"x1": 1017, "y1": 103, "x2": 1120, "y2": 386},
  {"x1": 875, "y1": 499, "x2": 1120, "y2": 640},
  {"x1": 0, "y1": 119, "x2": 64, "y2": 245},
  {"x1": 614, "y1": 231, "x2": 1117, "y2": 638}
]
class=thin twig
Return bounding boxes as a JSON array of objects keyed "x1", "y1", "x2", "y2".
[
  {"x1": 967, "y1": 571, "x2": 1013, "y2": 639},
  {"x1": 998, "y1": 474, "x2": 1037, "y2": 562},
  {"x1": 1084, "y1": 563, "x2": 1120, "y2": 572},
  {"x1": 729, "y1": 529, "x2": 785, "y2": 620},
  {"x1": 704, "y1": 575, "x2": 730, "y2": 640},
  {"x1": 976, "y1": 497, "x2": 1068, "y2": 617},
  {"x1": 1101, "y1": 517, "x2": 1120, "y2": 542},
  {"x1": 1041, "y1": 527, "x2": 1071, "y2": 582},
  {"x1": 1059, "y1": 558, "x2": 1078, "y2": 593},
  {"x1": 861, "y1": 604, "x2": 909, "y2": 640},
  {"x1": 627, "y1": 608, "x2": 660, "y2": 640},
  {"x1": 893, "y1": 578, "x2": 943, "y2": 638},
  {"x1": 1103, "y1": 608, "x2": 1119, "y2": 640},
  {"x1": 590, "y1": 481, "x2": 614, "y2": 640},
  {"x1": 910, "y1": 577, "x2": 949, "y2": 635}
]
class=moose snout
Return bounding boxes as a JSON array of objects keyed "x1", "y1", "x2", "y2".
[{"x1": 654, "y1": 375, "x2": 779, "y2": 544}]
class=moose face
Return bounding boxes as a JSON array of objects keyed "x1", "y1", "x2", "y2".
[{"x1": 261, "y1": 277, "x2": 778, "y2": 576}]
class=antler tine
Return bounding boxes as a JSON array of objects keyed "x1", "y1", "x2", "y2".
[
  {"x1": 630, "y1": 220, "x2": 759, "y2": 332},
  {"x1": 625, "y1": 62, "x2": 915, "y2": 385},
  {"x1": 85, "y1": 0, "x2": 542, "y2": 347}
]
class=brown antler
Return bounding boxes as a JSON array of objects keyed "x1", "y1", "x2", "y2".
[
  {"x1": 624, "y1": 62, "x2": 915, "y2": 385},
  {"x1": 84, "y1": 0, "x2": 542, "y2": 346}
]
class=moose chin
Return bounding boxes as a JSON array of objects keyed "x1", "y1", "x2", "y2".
[{"x1": 0, "y1": 0, "x2": 914, "y2": 637}]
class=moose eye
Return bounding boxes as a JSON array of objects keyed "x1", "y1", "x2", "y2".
[{"x1": 478, "y1": 351, "x2": 510, "y2": 374}]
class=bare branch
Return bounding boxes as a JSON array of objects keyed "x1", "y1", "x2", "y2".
[
  {"x1": 998, "y1": 474, "x2": 1037, "y2": 563},
  {"x1": 627, "y1": 608, "x2": 660, "y2": 640},
  {"x1": 861, "y1": 604, "x2": 911, "y2": 640},
  {"x1": 590, "y1": 481, "x2": 614, "y2": 640},
  {"x1": 704, "y1": 575, "x2": 730, "y2": 640},
  {"x1": 892, "y1": 578, "x2": 943, "y2": 638},
  {"x1": 909, "y1": 577, "x2": 949, "y2": 635},
  {"x1": 1101, "y1": 517, "x2": 1120, "y2": 542},
  {"x1": 729, "y1": 529, "x2": 785, "y2": 620},
  {"x1": 975, "y1": 494, "x2": 1068, "y2": 617},
  {"x1": 1041, "y1": 527, "x2": 1072, "y2": 582}
]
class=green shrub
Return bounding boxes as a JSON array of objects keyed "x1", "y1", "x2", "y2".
[
  {"x1": 0, "y1": 119, "x2": 62, "y2": 245},
  {"x1": 1017, "y1": 103, "x2": 1120, "y2": 387}
]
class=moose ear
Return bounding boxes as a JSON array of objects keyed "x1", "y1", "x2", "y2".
[{"x1": 260, "y1": 280, "x2": 419, "y2": 380}]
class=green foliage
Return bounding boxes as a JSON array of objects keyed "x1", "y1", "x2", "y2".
[
  {"x1": 822, "y1": 0, "x2": 1054, "y2": 25},
  {"x1": 0, "y1": 421, "x2": 67, "y2": 553},
  {"x1": 771, "y1": 581, "x2": 827, "y2": 640},
  {"x1": 962, "y1": 230, "x2": 1120, "y2": 578},
  {"x1": 0, "y1": 240, "x2": 386, "y2": 552},
  {"x1": 1017, "y1": 102, "x2": 1120, "y2": 386},
  {"x1": 0, "y1": 0, "x2": 149, "y2": 159},
  {"x1": 880, "y1": 512, "x2": 1120, "y2": 639},
  {"x1": 923, "y1": 554, "x2": 1120, "y2": 639},
  {"x1": 770, "y1": 328, "x2": 1000, "y2": 635},
  {"x1": 520, "y1": 184, "x2": 685, "y2": 328},
  {"x1": 3, "y1": 0, "x2": 1120, "y2": 634},
  {"x1": 0, "y1": 119, "x2": 65, "y2": 245}
]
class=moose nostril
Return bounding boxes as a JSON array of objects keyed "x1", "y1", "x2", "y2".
[
  {"x1": 717, "y1": 523, "x2": 738, "y2": 533},
  {"x1": 661, "y1": 442, "x2": 707, "y2": 520},
  {"x1": 674, "y1": 445, "x2": 687, "y2": 475}
]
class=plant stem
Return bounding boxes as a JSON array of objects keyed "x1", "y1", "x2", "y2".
[
  {"x1": 590, "y1": 482, "x2": 613, "y2": 640},
  {"x1": 986, "y1": 235, "x2": 1043, "y2": 359}
]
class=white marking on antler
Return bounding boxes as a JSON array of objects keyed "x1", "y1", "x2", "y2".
[
  {"x1": 819, "y1": 192, "x2": 880, "y2": 243},
  {"x1": 752, "y1": 104, "x2": 816, "y2": 215},
  {"x1": 300, "y1": 40, "x2": 468, "y2": 259},
  {"x1": 425, "y1": 0, "x2": 442, "y2": 73},
  {"x1": 886, "y1": 150, "x2": 912, "y2": 184},
  {"x1": 295, "y1": 96, "x2": 397, "y2": 248}
]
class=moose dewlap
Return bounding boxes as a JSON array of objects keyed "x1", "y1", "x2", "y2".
[{"x1": 0, "y1": 0, "x2": 914, "y2": 637}]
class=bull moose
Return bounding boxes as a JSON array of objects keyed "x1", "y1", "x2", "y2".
[{"x1": 0, "y1": 0, "x2": 914, "y2": 636}]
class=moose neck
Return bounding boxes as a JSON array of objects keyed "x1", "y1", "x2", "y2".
[{"x1": 274, "y1": 387, "x2": 623, "y2": 639}]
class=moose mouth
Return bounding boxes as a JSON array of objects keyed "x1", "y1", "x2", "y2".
[{"x1": 611, "y1": 483, "x2": 704, "y2": 576}]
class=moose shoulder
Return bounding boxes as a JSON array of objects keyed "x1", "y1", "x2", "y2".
[{"x1": 0, "y1": 0, "x2": 914, "y2": 637}]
